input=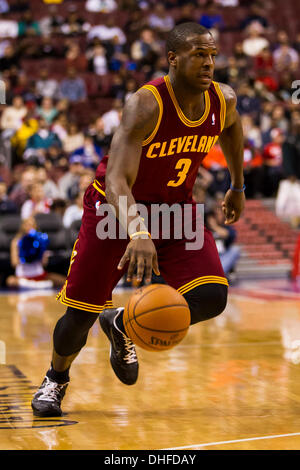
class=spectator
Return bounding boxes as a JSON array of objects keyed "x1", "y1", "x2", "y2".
[
  {"x1": 59, "y1": 67, "x2": 87, "y2": 103},
  {"x1": 106, "y1": 35, "x2": 131, "y2": 72},
  {"x1": 85, "y1": 0, "x2": 117, "y2": 13},
  {"x1": 293, "y1": 32, "x2": 300, "y2": 54},
  {"x1": 0, "y1": 95, "x2": 27, "y2": 137},
  {"x1": 52, "y1": 113, "x2": 69, "y2": 143},
  {"x1": 8, "y1": 167, "x2": 36, "y2": 209},
  {"x1": 39, "y1": 4, "x2": 64, "y2": 36},
  {"x1": 87, "y1": 116, "x2": 111, "y2": 150},
  {"x1": 254, "y1": 46, "x2": 274, "y2": 74},
  {"x1": 0, "y1": 39, "x2": 10, "y2": 57},
  {"x1": 24, "y1": 117, "x2": 61, "y2": 164},
  {"x1": 124, "y1": 77, "x2": 138, "y2": 102},
  {"x1": 261, "y1": 105, "x2": 289, "y2": 145},
  {"x1": 0, "y1": 0, "x2": 9, "y2": 14},
  {"x1": 38, "y1": 36, "x2": 62, "y2": 59},
  {"x1": 0, "y1": 180, "x2": 18, "y2": 214},
  {"x1": 18, "y1": 11, "x2": 41, "y2": 37},
  {"x1": 240, "y1": 2, "x2": 270, "y2": 31},
  {"x1": 233, "y1": 42, "x2": 249, "y2": 71},
  {"x1": 65, "y1": 41, "x2": 88, "y2": 72},
  {"x1": 37, "y1": 97, "x2": 58, "y2": 124},
  {"x1": 57, "y1": 159, "x2": 85, "y2": 199},
  {"x1": 236, "y1": 81, "x2": 261, "y2": 119},
  {"x1": 0, "y1": 43, "x2": 20, "y2": 72},
  {"x1": 0, "y1": 19, "x2": 18, "y2": 38},
  {"x1": 206, "y1": 202, "x2": 241, "y2": 278},
  {"x1": 87, "y1": 18, "x2": 126, "y2": 45},
  {"x1": 131, "y1": 28, "x2": 162, "y2": 69},
  {"x1": 101, "y1": 99, "x2": 123, "y2": 136},
  {"x1": 241, "y1": 114, "x2": 262, "y2": 150},
  {"x1": 273, "y1": 39, "x2": 299, "y2": 74},
  {"x1": 199, "y1": 2, "x2": 224, "y2": 38},
  {"x1": 70, "y1": 135, "x2": 103, "y2": 169},
  {"x1": 282, "y1": 113, "x2": 300, "y2": 179},
  {"x1": 50, "y1": 198, "x2": 67, "y2": 218},
  {"x1": 148, "y1": 4, "x2": 175, "y2": 33},
  {"x1": 63, "y1": 190, "x2": 84, "y2": 228},
  {"x1": 35, "y1": 68, "x2": 59, "y2": 100},
  {"x1": 242, "y1": 22, "x2": 269, "y2": 57},
  {"x1": 10, "y1": 109, "x2": 39, "y2": 161},
  {"x1": 275, "y1": 175, "x2": 300, "y2": 228},
  {"x1": 243, "y1": 139, "x2": 264, "y2": 198},
  {"x1": 151, "y1": 55, "x2": 169, "y2": 80},
  {"x1": 60, "y1": 9, "x2": 90, "y2": 36},
  {"x1": 202, "y1": 144, "x2": 231, "y2": 196},
  {"x1": 6, "y1": 216, "x2": 65, "y2": 289},
  {"x1": 42, "y1": 145, "x2": 67, "y2": 173},
  {"x1": 35, "y1": 167, "x2": 62, "y2": 200},
  {"x1": 262, "y1": 128, "x2": 284, "y2": 197},
  {"x1": 67, "y1": 170, "x2": 94, "y2": 201},
  {"x1": 124, "y1": 9, "x2": 149, "y2": 41},
  {"x1": 192, "y1": 166, "x2": 214, "y2": 204},
  {"x1": 89, "y1": 44, "x2": 108, "y2": 76},
  {"x1": 20, "y1": 182, "x2": 51, "y2": 219},
  {"x1": 175, "y1": 3, "x2": 195, "y2": 26},
  {"x1": 62, "y1": 122, "x2": 85, "y2": 154}
]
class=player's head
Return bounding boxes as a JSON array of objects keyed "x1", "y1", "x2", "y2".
[{"x1": 166, "y1": 22, "x2": 217, "y2": 91}]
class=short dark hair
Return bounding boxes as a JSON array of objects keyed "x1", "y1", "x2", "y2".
[{"x1": 166, "y1": 22, "x2": 212, "y2": 54}]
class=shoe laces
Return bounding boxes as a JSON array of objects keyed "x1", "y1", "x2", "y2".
[
  {"x1": 37, "y1": 377, "x2": 66, "y2": 402},
  {"x1": 123, "y1": 335, "x2": 138, "y2": 364}
]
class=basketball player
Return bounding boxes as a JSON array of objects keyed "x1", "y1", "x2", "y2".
[{"x1": 32, "y1": 23, "x2": 245, "y2": 417}]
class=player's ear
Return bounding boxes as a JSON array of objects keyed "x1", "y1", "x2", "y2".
[{"x1": 168, "y1": 51, "x2": 177, "y2": 68}]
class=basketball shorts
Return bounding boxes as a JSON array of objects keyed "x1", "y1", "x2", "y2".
[{"x1": 56, "y1": 180, "x2": 228, "y2": 314}]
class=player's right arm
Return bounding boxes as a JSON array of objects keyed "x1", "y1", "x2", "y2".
[{"x1": 105, "y1": 88, "x2": 160, "y2": 284}]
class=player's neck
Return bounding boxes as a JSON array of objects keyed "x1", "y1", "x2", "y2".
[{"x1": 167, "y1": 72, "x2": 206, "y2": 120}]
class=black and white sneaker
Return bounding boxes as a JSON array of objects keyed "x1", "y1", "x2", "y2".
[
  {"x1": 31, "y1": 376, "x2": 69, "y2": 417},
  {"x1": 99, "y1": 307, "x2": 138, "y2": 385}
]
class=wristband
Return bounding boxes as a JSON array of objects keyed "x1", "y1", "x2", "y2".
[
  {"x1": 230, "y1": 183, "x2": 246, "y2": 192},
  {"x1": 129, "y1": 231, "x2": 151, "y2": 240}
]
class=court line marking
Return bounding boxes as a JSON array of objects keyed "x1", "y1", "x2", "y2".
[
  {"x1": 162, "y1": 432, "x2": 300, "y2": 450},
  {"x1": 4, "y1": 341, "x2": 281, "y2": 355}
]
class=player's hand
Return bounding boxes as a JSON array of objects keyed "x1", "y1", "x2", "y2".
[
  {"x1": 118, "y1": 238, "x2": 160, "y2": 285},
  {"x1": 222, "y1": 189, "x2": 245, "y2": 224}
]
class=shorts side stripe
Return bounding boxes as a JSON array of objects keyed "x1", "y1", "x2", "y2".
[
  {"x1": 57, "y1": 281, "x2": 113, "y2": 313},
  {"x1": 177, "y1": 276, "x2": 229, "y2": 295}
]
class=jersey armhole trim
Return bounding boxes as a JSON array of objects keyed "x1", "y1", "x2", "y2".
[
  {"x1": 213, "y1": 81, "x2": 226, "y2": 133},
  {"x1": 140, "y1": 85, "x2": 163, "y2": 147}
]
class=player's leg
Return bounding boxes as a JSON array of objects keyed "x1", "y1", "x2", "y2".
[
  {"x1": 31, "y1": 306, "x2": 98, "y2": 417},
  {"x1": 32, "y1": 181, "x2": 133, "y2": 416},
  {"x1": 161, "y1": 220, "x2": 229, "y2": 325},
  {"x1": 182, "y1": 283, "x2": 228, "y2": 325}
]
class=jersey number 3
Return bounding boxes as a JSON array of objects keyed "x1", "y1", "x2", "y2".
[{"x1": 167, "y1": 158, "x2": 192, "y2": 187}]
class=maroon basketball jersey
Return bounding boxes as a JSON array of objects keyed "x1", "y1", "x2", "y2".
[{"x1": 96, "y1": 75, "x2": 226, "y2": 204}]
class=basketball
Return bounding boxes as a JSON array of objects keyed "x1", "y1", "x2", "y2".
[{"x1": 123, "y1": 284, "x2": 191, "y2": 352}]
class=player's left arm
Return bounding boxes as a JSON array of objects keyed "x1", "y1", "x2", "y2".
[{"x1": 218, "y1": 83, "x2": 245, "y2": 224}]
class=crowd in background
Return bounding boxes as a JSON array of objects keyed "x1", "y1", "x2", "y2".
[{"x1": 0, "y1": 0, "x2": 299, "y2": 284}]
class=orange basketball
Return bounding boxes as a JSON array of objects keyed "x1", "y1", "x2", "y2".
[{"x1": 123, "y1": 284, "x2": 191, "y2": 352}]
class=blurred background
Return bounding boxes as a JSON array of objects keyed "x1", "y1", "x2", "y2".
[{"x1": 0, "y1": 0, "x2": 300, "y2": 289}]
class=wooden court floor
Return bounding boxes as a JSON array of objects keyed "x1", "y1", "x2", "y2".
[{"x1": 1, "y1": 283, "x2": 300, "y2": 451}]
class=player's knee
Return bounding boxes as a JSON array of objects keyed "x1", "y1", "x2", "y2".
[{"x1": 183, "y1": 284, "x2": 228, "y2": 325}]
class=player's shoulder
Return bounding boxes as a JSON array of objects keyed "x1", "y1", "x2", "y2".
[
  {"x1": 215, "y1": 81, "x2": 237, "y2": 109},
  {"x1": 121, "y1": 86, "x2": 160, "y2": 131}
]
